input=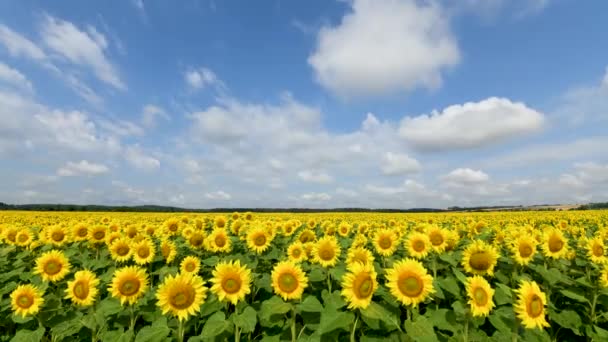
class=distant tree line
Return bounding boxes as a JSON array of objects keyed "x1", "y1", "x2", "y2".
[{"x1": 577, "y1": 202, "x2": 608, "y2": 210}]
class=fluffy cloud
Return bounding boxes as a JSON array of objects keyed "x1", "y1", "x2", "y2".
[
  {"x1": 205, "y1": 191, "x2": 231, "y2": 200},
  {"x1": 309, "y1": 0, "x2": 459, "y2": 97},
  {"x1": 0, "y1": 62, "x2": 33, "y2": 92},
  {"x1": 298, "y1": 170, "x2": 333, "y2": 184},
  {"x1": 141, "y1": 105, "x2": 170, "y2": 128},
  {"x1": 381, "y1": 152, "x2": 421, "y2": 175},
  {"x1": 301, "y1": 192, "x2": 331, "y2": 201},
  {"x1": 399, "y1": 97, "x2": 544, "y2": 151},
  {"x1": 40, "y1": 15, "x2": 125, "y2": 89},
  {"x1": 0, "y1": 25, "x2": 46, "y2": 60},
  {"x1": 185, "y1": 67, "x2": 223, "y2": 91},
  {"x1": 57, "y1": 160, "x2": 109, "y2": 176},
  {"x1": 124, "y1": 146, "x2": 160, "y2": 170},
  {"x1": 442, "y1": 168, "x2": 489, "y2": 185}
]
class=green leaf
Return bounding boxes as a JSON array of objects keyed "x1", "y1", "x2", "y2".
[
  {"x1": 135, "y1": 317, "x2": 171, "y2": 342},
  {"x1": 10, "y1": 327, "x2": 45, "y2": 342},
  {"x1": 452, "y1": 300, "x2": 466, "y2": 318},
  {"x1": 97, "y1": 298, "x2": 123, "y2": 317},
  {"x1": 260, "y1": 296, "x2": 292, "y2": 321},
  {"x1": 549, "y1": 310, "x2": 583, "y2": 336},
  {"x1": 329, "y1": 265, "x2": 346, "y2": 282},
  {"x1": 427, "y1": 308, "x2": 458, "y2": 333},
  {"x1": 404, "y1": 316, "x2": 439, "y2": 342},
  {"x1": 298, "y1": 295, "x2": 323, "y2": 312},
  {"x1": 233, "y1": 306, "x2": 257, "y2": 333},
  {"x1": 437, "y1": 276, "x2": 461, "y2": 297},
  {"x1": 201, "y1": 311, "x2": 229, "y2": 339},
  {"x1": 318, "y1": 307, "x2": 354, "y2": 335},
  {"x1": 560, "y1": 289, "x2": 589, "y2": 303},
  {"x1": 308, "y1": 267, "x2": 326, "y2": 282},
  {"x1": 202, "y1": 256, "x2": 220, "y2": 266},
  {"x1": 452, "y1": 268, "x2": 468, "y2": 285},
  {"x1": 494, "y1": 283, "x2": 512, "y2": 305},
  {"x1": 51, "y1": 316, "x2": 83, "y2": 340},
  {"x1": 199, "y1": 296, "x2": 223, "y2": 317},
  {"x1": 321, "y1": 290, "x2": 346, "y2": 311},
  {"x1": 359, "y1": 302, "x2": 400, "y2": 331}
]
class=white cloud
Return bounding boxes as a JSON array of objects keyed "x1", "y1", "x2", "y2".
[
  {"x1": 124, "y1": 146, "x2": 160, "y2": 170},
  {"x1": 399, "y1": 97, "x2": 544, "y2": 151},
  {"x1": 57, "y1": 160, "x2": 109, "y2": 176},
  {"x1": 185, "y1": 67, "x2": 223, "y2": 91},
  {"x1": 0, "y1": 25, "x2": 46, "y2": 60},
  {"x1": 205, "y1": 191, "x2": 231, "y2": 200},
  {"x1": 309, "y1": 0, "x2": 459, "y2": 98},
  {"x1": 0, "y1": 62, "x2": 34, "y2": 92},
  {"x1": 381, "y1": 152, "x2": 421, "y2": 175},
  {"x1": 301, "y1": 192, "x2": 331, "y2": 201},
  {"x1": 298, "y1": 170, "x2": 333, "y2": 184},
  {"x1": 442, "y1": 168, "x2": 489, "y2": 185},
  {"x1": 40, "y1": 15, "x2": 125, "y2": 89},
  {"x1": 98, "y1": 118, "x2": 144, "y2": 137},
  {"x1": 141, "y1": 105, "x2": 170, "y2": 128}
]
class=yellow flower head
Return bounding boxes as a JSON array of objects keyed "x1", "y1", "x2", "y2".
[
  {"x1": 246, "y1": 226, "x2": 272, "y2": 254},
  {"x1": 346, "y1": 247, "x2": 374, "y2": 268},
  {"x1": 341, "y1": 262, "x2": 377, "y2": 310},
  {"x1": 109, "y1": 266, "x2": 149, "y2": 305},
  {"x1": 132, "y1": 238, "x2": 156, "y2": 265},
  {"x1": 287, "y1": 242, "x2": 307, "y2": 263},
  {"x1": 65, "y1": 270, "x2": 99, "y2": 307},
  {"x1": 587, "y1": 237, "x2": 607, "y2": 264},
  {"x1": 47, "y1": 225, "x2": 70, "y2": 246},
  {"x1": 206, "y1": 228, "x2": 232, "y2": 253},
  {"x1": 427, "y1": 226, "x2": 448, "y2": 253},
  {"x1": 156, "y1": 273, "x2": 207, "y2": 321},
  {"x1": 271, "y1": 261, "x2": 308, "y2": 301},
  {"x1": 510, "y1": 234, "x2": 537, "y2": 266},
  {"x1": 34, "y1": 250, "x2": 71, "y2": 282},
  {"x1": 187, "y1": 231, "x2": 206, "y2": 250},
  {"x1": 313, "y1": 236, "x2": 341, "y2": 268},
  {"x1": 385, "y1": 258, "x2": 434, "y2": 307},
  {"x1": 462, "y1": 240, "x2": 499, "y2": 276},
  {"x1": 541, "y1": 228, "x2": 568, "y2": 259},
  {"x1": 180, "y1": 256, "x2": 201, "y2": 275},
  {"x1": 109, "y1": 237, "x2": 132, "y2": 263},
  {"x1": 514, "y1": 280, "x2": 550, "y2": 329},
  {"x1": 72, "y1": 223, "x2": 89, "y2": 241},
  {"x1": 210, "y1": 260, "x2": 251, "y2": 304},
  {"x1": 466, "y1": 276, "x2": 495, "y2": 317},
  {"x1": 405, "y1": 232, "x2": 431, "y2": 259},
  {"x1": 160, "y1": 239, "x2": 177, "y2": 263},
  {"x1": 11, "y1": 284, "x2": 44, "y2": 317},
  {"x1": 373, "y1": 228, "x2": 399, "y2": 257}
]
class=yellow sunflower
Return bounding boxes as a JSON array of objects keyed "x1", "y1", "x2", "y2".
[
  {"x1": 160, "y1": 239, "x2": 177, "y2": 263},
  {"x1": 14, "y1": 228, "x2": 34, "y2": 248},
  {"x1": 156, "y1": 273, "x2": 207, "y2": 321},
  {"x1": 600, "y1": 267, "x2": 608, "y2": 288},
  {"x1": 34, "y1": 250, "x2": 71, "y2": 282},
  {"x1": 297, "y1": 229, "x2": 317, "y2": 244},
  {"x1": 271, "y1": 261, "x2": 308, "y2": 301},
  {"x1": 541, "y1": 228, "x2": 568, "y2": 259},
  {"x1": 187, "y1": 231, "x2": 206, "y2": 250},
  {"x1": 341, "y1": 262, "x2": 377, "y2": 309},
  {"x1": 372, "y1": 228, "x2": 399, "y2": 257},
  {"x1": 164, "y1": 218, "x2": 181, "y2": 236},
  {"x1": 587, "y1": 237, "x2": 607, "y2": 264},
  {"x1": 132, "y1": 239, "x2": 156, "y2": 265},
  {"x1": 338, "y1": 222, "x2": 352, "y2": 237},
  {"x1": 72, "y1": 223, "x2": 89, "y2": 242},
  {"x1": 510, "y1": 234, "x2": 537, "y2": 266},
  {"x1": 180, "y1": 256, "x2": 201, "y2": 275},
  {"x1": 88, "y1": 225, "x2": 107, "y2": 245},
  {"x1": 210, "y1": 260, "x2": 251, "y2": 304},
  {"x1": 206, "y1": 228, "x2": 232, "y2": 253},
  {"x1": 313, "y1": 236, "x2": 341, "y2": 268},
  {"x1": 466, "y1": 276, "x2": 495, "y2": 317},
  {"x1": 109, "y1": 266, "x2": 149, "y2": 305},
  {"x1": 352, "y1": 233, "x2": 368, "y2": 248},
  {"x1": 65, "y1": 270, "x2": 99, "y2": 307},
  {"x1": 109, "y1": 237, "x2": 132, "y2": 262},
  {"x1": 214, "y1": 215, "x2": 227, "y2": 229},
  {"x1": 287, "y1": 242, "x2": 307, "y2": 263},
  {"x1": 514, "y1": 280, "x2": 550, "y2": 329},
  {"x1": 106, "y1": 232, "x2": 122, "y2": 247},
  {"x1": 47, "y1": 225, "x2": 70, "y2": 246},
  {"x1": 405, "y1": 232, "x2": 431, "y2": 259},
  {"x1": 246, "y1": 226, "x2": 272, "y2": 254},
  {"x1": 461, "y1": 240, "x2": 499, "y2": 276},
  {"x1": 346, "y1": 247, "x2": 375, "y2": 268},
  {"x1": 385, "y1": 259, "x2": 434, "y2": 307},
  {"x1": 427, "y1": 226, "x2": 448, "y2": 253},
  {"x1": 11, "y1": 284, "x2": 44, "y2": 317},
  {"x1": 231, "y1": 219, "x2": 244, "y2": 235}
]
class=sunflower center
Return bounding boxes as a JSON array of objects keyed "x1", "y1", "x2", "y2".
[
  {"x1": 120, "y1": 279, "x2": 141, "y2": 296},
  {"x1": 354, "y1": 274, "x2": 373, "y2": 299},
  {"x1": 473, "y1": 287, "x2": 488, "y2": 306},
  {"x1": 17, "y1": 233, "x2": 29, "y2": 243},
  {"x1": 278, "y1": 273, "x2": 298, "y2": 293},
  {"x1": 430, "y1": 232, "x2": 444, "y2": 246},
  {"x1": 169, "y1": 224, "x2": 178, "y2": 232},
  {"x1": 52, "y1": 231, "x2": 65, "y2": 241},
  {"x1": 137, "y1": 246, "x2": 150, "y2": 258},
  {"x1": 378, "y1": 236, "x2": 392, "y2": 249},
  {"x1": 77, "y1": 228, "x2": 88, "y2": 237},
  {"x1": 17, "y1": 294, "x2": 33, "y2": 308},
  {"x1": 398, "y1": 274, "x2": 423, "y2": 297},
  {"x1": 413, "y1": 240, "x2": 425, "y2": 252},
  {"x1": 171, "y1": 287, "x2": 196, "y2": 310},
  {"x1": 117, "y1": 245, "x2": 130, "y2": 256},
  {"x1": 185, "y1": 262, "x2": 196, "y2": 272},
  {"x1": 469, "y1": 251, "x2": 492, "y2": 271},
  {"x1": 319, "y1": 246, "x2": 335, "y2": 261},
  {"x1": 215, "y1": 235, "x2": 226, "y2": 248},
  {"x1": 44, "y1": 260, "x2": 62, "y2": 275},
  {"x1": 548, "y1": 235, "x2": 564, "y2": 252},
  {"x1": 526, "y1": 294, "x2": 544, "y2": 318},
  {"x1": 593, "y1": 244, "x2": 604, "y2": 257},
  {"x1": 254, "y1": 234, "x2": 267, "y2": 246},
  {"x1": 190, "y1": 235, "x2": 204, "y2": 247},
  {"x1": 222, "y1": 277, "x2": 242, "y2": 294},
  {"x1": 353, "y1": 254, "x2": 367, "y2": 265},
  {"x1": 73, "y1": 281, "x2": 89, "y2": 299},
  {"x1": 94, "y1": 231, "x2": 105, "y2": 240},
  {"x1": 292, "y1": 248, "x2": 302, "y2": 258},
  {"x1": 519, "y1": 243, "x2": 533, "y2": 258}
]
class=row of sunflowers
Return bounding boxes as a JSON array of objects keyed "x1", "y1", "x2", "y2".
[{"x1": 1, "y1": 210, "x2": 608, "y2": 341}]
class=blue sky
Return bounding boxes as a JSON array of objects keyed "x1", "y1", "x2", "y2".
[{"x1": 0, "y1": 0, "x2": 607, "y2": 208}]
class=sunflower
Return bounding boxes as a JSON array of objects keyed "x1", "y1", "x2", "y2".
[
  {"x1": 180, "y1": 256, "x2": 201, "y2": 275},
  {"x1": 346, "y1": 247, "x2": 375, "y2": 268},
  {"x1": 34, "y1": 250, "x2": 71, "y2": 282},
  {"x1": 106, "y1": 232, "x2": 122, "y2": 247},
  {"x1": 47, "y1": 225, "x2": 70, "y2": 246},
  {"x1": 287, "y1": 242, "x2": 307, "y2": 263},
  {"x1": 164, "y1": 218, "x2": 181, "y2": 236},
  {"x1": 405, "y1": 232, "x2": 431, "y2": 259},
  {"x1": 352, "y1": 233, "x2": 368, "y2": 248},
  {"x1": 88, "y1": 225, "x2": 107, "y2": 245},
  {"x1": 109, "y1": 237, "x2": 132, "y2": 262},
  {"x1": 156, "y1": 273, "x2": 207, "y2": 321},
  {"x1": 109, "y1": 266, "x2": 149, "y2": 305},
  {"x1": 15, "y1": 228, "x2": 34, "y2": 248},
  {"x1": 160, "y1": 239, "x2": 177, "y2": 263},
  {"x1": 601, "y1": 267, "x2": 608, "y2": 288},
  {"x1": 461, "y1": 240, "x2": 499, "y2": 276},
  {"x1": 511, "y1": 234, "x2": 537, "y2": 266},
  {"x1": 313, "y1": 236, "x2": 341, "y2": 268},
  {"x1": 206, "y1": 228, "x2": 232, "y2": 253},
  {"x1": 125, "y1": 225, "x2": 139, "y2": 239},
  {"x1": 298, "y1": 229, "x2": 316, "y2": 244},
  {"x1": 466, "y1": 276, "x2": 495, "y2": 317},
  {"x1": 11, "y1": 284, "x2": 44, "y2": 317},
  {"x1": 65, "y1": 270, "x2": 99, "y2": 307},
  {"x1": 282, "y1": 222, "x2": 296, "y2": 236},
  {"x1": 210, "y1": 260, "x2": 252, "y2": 304},
  {"x1": 132, "y1": 239, "x2": 156, "y2": 265},
  {"x1": 427, "y1": 226, "x2": 448, "y2": 253},
  {"x1": 187, "y1": 231, "x2": 206, "y2": 250},
  {"x1": 587, "y1": 237, "x2": 607, "y2": 264},
  {"x1": 246, "y1": 226, "x2": 272, "y2": 254},
  {"x1": 271, "y1": 261, "x2": 308, "y2": 301},
  {"x1": 230, "y1": 219, "x2": 244, "y2": 235},
  {"x1": 338, "y1": 222, "x2": 352, "y2": 237},
  {"x1": 386, "y1": 259, "x2": 434, "y2": 307},
  {"x1": 514, "y1": 281, "x2": 550, "y2": 329},
  {"x1": 181, "y1": 227, "x2": 194, "y2": 239},
  {"x1": 541, "y1": 228, "x2": 568, "y2": 259},
  {"x1": 341, "y1": 262, "x2": 377, "y2": 309},
  {"x1": 373, "y1": 228, "x2": 399, "y2": 257},
  {"x1": 72, "y1": 223, "x2": 89, "y2": 241}
]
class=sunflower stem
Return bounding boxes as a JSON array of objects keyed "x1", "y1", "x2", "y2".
[
  {"x1": 129, "y1": 305, "x2": 137, "y2": 332},
  {"x1": 177, "y1": 319, "x2": 185, "y2": 342},
  {"x1": 432, "y1": 254, "x2": 437, "y2": 278},
  {"x1": 463, "y1": 314, "x2": 469, "y2": 342},
  {"x1": 291, "y1": 306, "x2": 297, "y2": 342},
  {"x1": 350, "y1": 312, "x2": 359, "y2": 342},
  {"x1": 327, "y1": 271, "x2": 332, "y2": 293},
  {"x1": 591, "y1": 288, "x2": 599, "y2": 324}
]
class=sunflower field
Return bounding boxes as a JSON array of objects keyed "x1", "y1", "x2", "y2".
[{"x1": 1, "y1": 210, "x2": 608, "y2": 342}]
